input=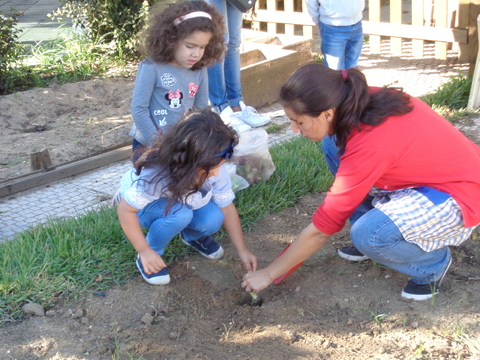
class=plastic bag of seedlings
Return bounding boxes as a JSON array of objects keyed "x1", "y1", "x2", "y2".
[
  {"x1": 223, "y1": 162, "x2": 250, "y2": 192},
  {"x1": 233, "y1": 128, "x2": 276, "y2": 184}
]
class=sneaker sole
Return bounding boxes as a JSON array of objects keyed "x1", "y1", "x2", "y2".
[
  {"x1": 401, "y1": 255, "x2": 452, "y2": 301},
  {"x1": 181, "y1": 239, "x2": 224, "y2": 260},
  {"x1": 243, "y1": 119, "x2": 270, "y2": 127},
  {"x1": 337, "y1": 250, "x2": 369, "y2": 262},
  {"x1": 401, "y1": 288, "x2": 439, "y2": 301},
  {"x1": 136, "y1": 257, "x2": 170, "y2": 285}
]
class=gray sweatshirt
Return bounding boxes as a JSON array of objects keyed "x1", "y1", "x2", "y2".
[{"x1": 129, "y1": 59, "x2": 209, "y2": 146}]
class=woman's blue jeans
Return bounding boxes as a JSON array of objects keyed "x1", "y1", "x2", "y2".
[
  {"x1": 321, "y1": 135, "x2": 452, "y2": 284},
  {"x1": 137, "y1": 199, "x2": 224, "y2": 255},
  {"x1": 207, "y1": 0, "x2": 243, "y2": 110},
  {"x1": 319, "y1": 20, "x2": 364, "y2": 70}
]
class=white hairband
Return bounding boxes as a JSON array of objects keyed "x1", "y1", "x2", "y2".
[{"x1": 173, "y1": 11, "x2": 212, "y2": 26}]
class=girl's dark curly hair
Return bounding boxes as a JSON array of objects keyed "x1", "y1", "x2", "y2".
[
  {"x1": 135, "y1": 109, "x2": 238, "y2": 213},
  {"x1": 280, "y1": 63, "x2": 413, "y2": 153},
  {"x1": 138, "y1": 0, "x2": 225, "y2": 70}
]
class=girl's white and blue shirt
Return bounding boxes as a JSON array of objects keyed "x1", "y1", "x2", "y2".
[{"x1": 119, "y1": 164, "x2": 235, "y2": 211}]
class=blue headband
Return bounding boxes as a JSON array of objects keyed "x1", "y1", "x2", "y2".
[{"x1": 214, "y1": 141, "x2": 235, "y2": 159}]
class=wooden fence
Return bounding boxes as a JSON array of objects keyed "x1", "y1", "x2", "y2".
[{"x1": 245, "y1": 0, "x2": 480, "y2": 63}]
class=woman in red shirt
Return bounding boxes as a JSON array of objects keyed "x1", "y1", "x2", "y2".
[{"x1": 242, "y1": 63, "x2": 480, "y2": 301}]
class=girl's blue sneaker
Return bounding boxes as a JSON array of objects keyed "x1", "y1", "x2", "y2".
[
  {"x1": 136, "y1": 255, "x2": 170, "y2": 285},
  {"x1": 182, "y1": 235, "x2": 224, "y2": 260}
]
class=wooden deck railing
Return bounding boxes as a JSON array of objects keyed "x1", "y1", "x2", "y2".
[{"x1": 245, "y1": 0, "x2": 474, "y2": 61}]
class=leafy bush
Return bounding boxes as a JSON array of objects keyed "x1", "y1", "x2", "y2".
[
  {"x1": 0, "y1": 10, "x2": 25, "y2": 94},
  {"x1": 49, "y1": 0, "x2": 152, "y2": 61}
]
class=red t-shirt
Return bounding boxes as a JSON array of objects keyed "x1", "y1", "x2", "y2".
[{"x1": 312, "y1": 93, "x2": 480, "y2": 234}]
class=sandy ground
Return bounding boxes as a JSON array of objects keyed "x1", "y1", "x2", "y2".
[
  {"x1": 0, "y1": 77, "x2": 135, "y2": 181},
  {"x1": 1, "y1": 79, "x2": 480, "y2": 360}
]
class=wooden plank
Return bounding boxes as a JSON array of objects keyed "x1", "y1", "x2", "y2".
[
  {"x1": 457, "y1": 0, "x2": 471, "y2": 61},
  {"x1": 448, "y1": 0, "x2": 459, "y2": 52},
  {"x1": 303, "y1": 24, "x2": 313, "y2": 38},
  {"x1": 251, "y1": 9, "x2": 314, "y2": 25},
  {"x1": 390, "y1": 0, "x2": 403, "y2": 55},
  {"x1": 466, "y1": 1, "x2": 480, "y2": 73},
  {"x1": 31, "y1": 149, "x2": 53, "y2": 171},
  {"x1": 302, "y1": 0, "x2": 313, "y2": 38},
  {"x1": 467, "y1": 14, "x2": 480, "y2": 109},
  {"x1": 435, "y1": 0, "x2": 448, "y2": 59},
  {"x1": 362, "y1": 20, "x2": 467, "y2": 42},
  {"x1": 369, "y1": 0, "x2": 382, "y2": 53},
  {"x1": 249, "y1": 10, "x2": 468, "y2": 43},
  {"x1": 249, "y1": 2, "x2": 261, "y2": 32},
  {"x1": 0, "y1": 146, "x2": 132, "y2": 199},
  {"x1": 412, "y1": 0, "x2": 425, "y2": 57},
  {"x1": 284, "y1": 0, "x2": 295, "y2": 35},
  {"x1": 266, "y1": 0, "x2": 277, "y2": 34}
]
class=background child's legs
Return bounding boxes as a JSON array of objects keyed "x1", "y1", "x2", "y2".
[
  {"x1": 207, "y1": 0, "x2": 243, "y2": 110},
  {"x1": 350, "y1": 208, "x2": 452, "y2": 284},
  {"x1": 344, "y1": 21, "x2": 364, "y2": 69},
  {"x1": 138, "y1": 199, "x2": 193, "y2": 255},
  {"x1": 320, "y1": 22, "x2": 349, "y2": 70},
  {"x1": 321, "y1": 135, "x2": 340, "y2": 176},
  {"x1": 223, "y1": 1, "x2": 243, "y2": 108},
  {"x1": 181, "y1": 200, "x2": 224, "y2": 241}
]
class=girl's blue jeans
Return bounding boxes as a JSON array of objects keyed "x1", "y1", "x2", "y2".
[
  {"x1": 319, "y1": 20, "x2": 364, "y2": 70},
  {"x1": 207, "y1": 0, "x2": 243, "y2": 110},
  {"x1": 321, "y1": 135, "x2": 451, "y2": 284},
  {"x1": 137, "y1": 199, "x2": 224, "y2": 255}
]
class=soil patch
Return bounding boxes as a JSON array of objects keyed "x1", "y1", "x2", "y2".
[
  {"x1": 2, "y1": 193, "x2": 480, "y2": 360},
  {"x1": 0, "y1": 77, "x2": 135, "y2": 181}
]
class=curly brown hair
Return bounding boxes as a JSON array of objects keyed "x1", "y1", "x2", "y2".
[{"x1": 137, "y1": 1, "x2": 225, "y2": 71}]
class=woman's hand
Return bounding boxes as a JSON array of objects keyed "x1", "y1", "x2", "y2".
[
  {"x1": 242, "y1": 269, "x2": 274, "y2": 293},
  {"x1": 238, "y1": 249, "x2": 258, "y2": 272},
  {"x1": 138, "y1": 248, "x2": 166, "y2": 275},
  {"x1": 242, "y1": 223, "x2": 331, "y2": 294}
]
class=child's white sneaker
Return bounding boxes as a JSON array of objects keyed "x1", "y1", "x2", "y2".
[
  {"x1": 219, "y1": 106, "x2": 251, "y2": 133},
  {"x1": 235, "y1": 101, "x2": 270, "y2": 127}
]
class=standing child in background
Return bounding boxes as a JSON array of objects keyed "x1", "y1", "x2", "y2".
[
  {"x1": 206, "y1": 0, "x2": 270, "y2": 132},
  {"x1": 306, "y1": 0, "x2": 365, "y2": 70},
  {"x1": 116, "y1": 110, "x2": 257, "y2": 285},
  {"x1": 129, "y1": 1, "x2": 225, "y2": 157}
]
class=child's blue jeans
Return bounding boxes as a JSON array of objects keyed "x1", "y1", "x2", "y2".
[
  {"x1": 137, "y1": 198, "x2": 224, "y2": 255},
  {"x1": 319, "y1": 20, "x2": 364, "y2": 70},
  {"x1": 321, "y1": 135, "x2": 452, "y2": 284},
  {"x1": 207, "y1": 0, "x2": 243, "y2": 110}
]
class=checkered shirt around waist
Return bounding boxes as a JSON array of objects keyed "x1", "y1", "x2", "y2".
[{"x1": 369, "y1": 187, "x2": 476, "y2": 252}]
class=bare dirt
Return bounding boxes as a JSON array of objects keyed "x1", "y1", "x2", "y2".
[
  {"x1": 0, "y1": 77, "x2": 135, "y2": 181},
  {"x1": 1, "y1": 80, "x2": 480, "y2": 360}
]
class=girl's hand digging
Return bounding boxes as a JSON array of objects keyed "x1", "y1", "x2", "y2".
[{"x1": 238, "y1": 249, "x2": 257, "y2": 272}]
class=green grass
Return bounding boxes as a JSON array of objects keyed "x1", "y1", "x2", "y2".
[
  {"x1": 0, "y1": 136, "x2": 333, "y2": 323},
  {"x1": 3, "y1": 32, "x2": 131, "y2": 94},
  {"x1": 0, "y1": 206, "x2": 138, "y2": 321},
  {"x1": 265, "y1": 123, "x2": 290, "y2": 134},
  {"x1": 419, "y1": 74, "x2": 476, "y2": 122}
]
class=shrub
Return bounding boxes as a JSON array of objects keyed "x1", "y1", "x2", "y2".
[
  {"x1": 49, "y1": 0, "x2": 152, "y2": 61},
  {"x1": 0, "y1": 10, "x2": 24, "y2": 94}
]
